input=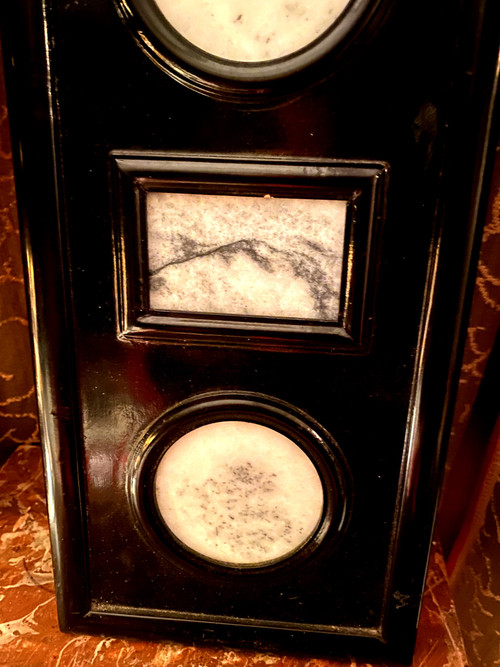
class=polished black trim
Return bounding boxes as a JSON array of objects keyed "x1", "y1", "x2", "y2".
[
  {"x1": 0, "y1": 0, "x2": 92, "y2": 631},
  {"x1": 112, "y1": 153, "x2": 387, "y2": 352}
]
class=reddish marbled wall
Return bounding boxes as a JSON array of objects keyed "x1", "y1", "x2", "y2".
[{"x1": 0, "y1": 52, "x2": 38, "y2": 466}]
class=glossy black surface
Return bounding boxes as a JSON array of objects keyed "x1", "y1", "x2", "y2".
[
  {"x1": 113, "y1": 154, "x2": 386, "y2": 350},
  {"x1": 1, "y1": 0, "x2": 499, "y2": 662}
]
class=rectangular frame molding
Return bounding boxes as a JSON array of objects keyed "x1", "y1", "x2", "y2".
[{"x1": 112, "y1": 153, "x2": 388, "y2": 352}]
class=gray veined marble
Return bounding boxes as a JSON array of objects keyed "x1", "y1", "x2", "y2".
[{"x1": 147, "y1": 192, "x2": 347, "y2": 321}]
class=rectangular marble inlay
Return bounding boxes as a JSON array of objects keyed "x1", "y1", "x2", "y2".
[{"x1": 147, "y1": 192, "x2": 347, "y2": 321}]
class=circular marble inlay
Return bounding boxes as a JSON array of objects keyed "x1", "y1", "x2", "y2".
[
  {"x1": 154, "y1": 421, "x2": 324, "y2": 566},
  {"x1": 153, "y1": 0, "x2": 352, "y2": 63}
]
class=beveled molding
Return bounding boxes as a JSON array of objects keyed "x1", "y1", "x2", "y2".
[{"x1": 111, "y1": 152, "x2": 388, "y2": 353}]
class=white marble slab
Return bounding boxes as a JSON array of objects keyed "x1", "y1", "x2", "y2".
[
  {"x1": 153, "y1": 0, "x2": 351, "y2": 62},
  {"x1": 147, "y1": 192, "x2": 347, "y2": 321},
  {"x1": 154, "y1": 421, "x2": 324, "y2": 566}
]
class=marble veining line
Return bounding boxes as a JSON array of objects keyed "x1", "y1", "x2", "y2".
[
  {"x1": 427, "y1": 585, "x2": 459, "y2": 660},
  {"x1": 90, "y1": 638, "x2": 119, "y2": 664},
  {"x1": 148, "y1": 192, "x2": 347, "y2": 321},
  {"x1": 1, "y1": 569, "x2": 53, "y2": 590},
  {"x1": 54, "y1": 636, "x2": 91, "y2": 667},
  {"x1": 0, "y1": 597, "x2": 54, "y2": 646}
]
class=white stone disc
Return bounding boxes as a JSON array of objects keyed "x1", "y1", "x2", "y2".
[
  {"x1": 153, "y1": 0, "x2": 352, "y2": 63},
  {"x1": 154, "y1": 420, "x2": 324, "y2": 566}
]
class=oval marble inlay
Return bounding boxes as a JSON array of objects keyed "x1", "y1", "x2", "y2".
[
  {"x1": 154, "y1": 421, "x2": 324, "y2": 566},
  {"x1": 153, "y1": 0, "x2": 353, "y2": 62}
]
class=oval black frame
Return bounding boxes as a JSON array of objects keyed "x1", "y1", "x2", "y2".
[
  {"x1": 115, "y1": 0, "x2": 390, "y2": 100},
  {"x1": 128, "y1": 391, "x2": 353, "y2": 577}
]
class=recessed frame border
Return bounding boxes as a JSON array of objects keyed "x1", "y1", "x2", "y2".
[
  {"x1": 111, "y1": 152, "x2": 388, "y2": 353},
  {"x1": 127, "y1": 390, "x2": 352, "y2": 580}
]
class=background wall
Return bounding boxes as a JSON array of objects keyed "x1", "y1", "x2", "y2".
[
  {"x1": 438, "y1": 146, "x2": 500, "y2": 667},
  {"x1": 0, "y1": 59, "x2": 38, "y2": 467}
]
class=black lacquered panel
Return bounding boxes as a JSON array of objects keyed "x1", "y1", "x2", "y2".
[{"x1": 1, "y1": 0, "x2": 499, "y2": 661}]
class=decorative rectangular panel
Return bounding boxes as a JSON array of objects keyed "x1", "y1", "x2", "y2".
[
  {"x1": 147, "y1": 192, "x2": 347, "y2": 321},
  {"x1": 113, "y1": 155, "x2": 385, "y2": 349}
]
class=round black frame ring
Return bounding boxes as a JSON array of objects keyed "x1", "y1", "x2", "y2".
[
  {"x1": 116, "y1": 0, "x2": 390, "y2": 100},
  {"x1": 127, "y1": 390, "x2": 353, "y2": 578}
]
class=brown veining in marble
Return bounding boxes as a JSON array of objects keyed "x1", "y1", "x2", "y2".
[
  {"x1": 0, "y1": 445, "x2": 466, "y2": 667},
  {"x1": 0, "y1": 49, "x2": 39, "y2": 465}
]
